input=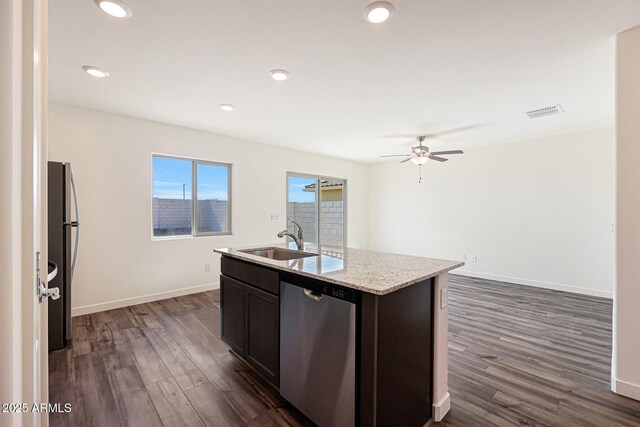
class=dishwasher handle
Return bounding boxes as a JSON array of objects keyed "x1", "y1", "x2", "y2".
[{"x1": 303, "y1": 288, "x2": 323, "y2": 302}]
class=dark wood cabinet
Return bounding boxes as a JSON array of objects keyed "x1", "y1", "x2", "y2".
[
  {"x1": 221, "y1": 256, "x2": 279, "y2": 294},
  {"x1": 220, "y1": 275, "x2": 247, "y2": 355},
  {"x1": 219, "y1": 257, "x2": 280, "y2": 387},
  {"x1": 359, "y1": 279, "x2": 434, "y2": 426},
  {"x1": 245, "y1": 285, "x2": 279, "y2": 385}
]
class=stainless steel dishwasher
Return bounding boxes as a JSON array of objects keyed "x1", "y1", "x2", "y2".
[{"x1": 280, "y1": 281, "x2": 356, "y2": 427}]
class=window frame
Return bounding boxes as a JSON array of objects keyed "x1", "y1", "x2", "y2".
[
  {"x1": 286, "y1": 172, "x2": 348, "y2": 247},
  {"x1": 152, "y1": 153, "x2": 233, "y2": 239}
]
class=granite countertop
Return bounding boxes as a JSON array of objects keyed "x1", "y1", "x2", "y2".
[{"x1": 214, "y1": 242, "x2": 464, "y2": 295}]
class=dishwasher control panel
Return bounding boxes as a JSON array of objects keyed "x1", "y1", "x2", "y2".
[
  {"x1": 280, "y1": 272, "x2": 358, "y2": 304},
  {"x1": 321, "y1": 284, "x2": 356, "y2": 303},
  {"x1": 325, "y1": 286, "x2": 347, "y2": 300}
]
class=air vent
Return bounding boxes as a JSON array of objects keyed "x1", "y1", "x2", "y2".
[{"x1": 524, "y1": 104, "x2": 564, "y2": 119}]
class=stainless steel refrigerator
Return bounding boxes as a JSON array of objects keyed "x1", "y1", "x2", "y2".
[{"x1": 47, "y1": 161, "x2": 79, "y2": 351}]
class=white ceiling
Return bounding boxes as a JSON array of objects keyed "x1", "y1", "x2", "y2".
[{"x1": 48, "y1": 0, "x2": 640, "y2": 163}]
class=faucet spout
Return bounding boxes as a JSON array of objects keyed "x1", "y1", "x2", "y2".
[{"x1": 278, "y1": 220, "x2": 304, "y2": 250}]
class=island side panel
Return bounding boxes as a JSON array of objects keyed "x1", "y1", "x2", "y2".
[
  {"x1": 432, "y1": 272, "x2": 450, "y2": 421},
  {"x1": 359, "y1": 279, "x2": 434, "y2": 427},
  {"x1": 359, "y1": 292, "x2": 378, "y2": 427}
]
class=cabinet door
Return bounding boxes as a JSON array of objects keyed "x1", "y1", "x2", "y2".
[
  {"x1": 220, "y1": 275, "x2": 246, "y2": 356},
  {"x1": 245, "y1": 285, "x2": 280, "y2": 386}
]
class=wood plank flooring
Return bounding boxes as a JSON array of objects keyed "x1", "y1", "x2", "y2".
[
  {"x1": 441, "y1": 275, "x2": 640, "y2": 427},
  {"x1": 49, "y1": 276, "x2": 640, "y2": 426},
  {"x1": 49, "y1": 291, "x2": 313, "y2": 427}
]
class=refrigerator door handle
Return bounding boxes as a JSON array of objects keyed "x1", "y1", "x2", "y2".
[
  {"x1": 70, "y1": 168, "x2": 80, "y2": 283},
  {"x1": 47, "y1": 260, "x2": 58, "y2": 283},
  {"x1": 37, "y1": 254, "x2": 60, "y2": 303}
]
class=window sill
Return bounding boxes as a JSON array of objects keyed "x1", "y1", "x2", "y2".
[{"x1": 152, "y1": 233, "x2": 232, "y2": 242}]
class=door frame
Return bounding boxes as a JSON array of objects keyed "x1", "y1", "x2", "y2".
[{"x1": 0, "y1": 0, "x2": 48, "y2": 425}]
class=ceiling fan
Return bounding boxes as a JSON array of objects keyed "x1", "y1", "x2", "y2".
[{"x1": 380, "y1": 136, "x2": 464, "y2": 182}]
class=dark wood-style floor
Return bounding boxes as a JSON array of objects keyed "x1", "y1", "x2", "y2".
[
  {"x1": 49, "y1": 276, "x2": 640, "y2": 426},
  {"x1": 441, "y1": 275, "x2": 640, "y2": 427}
]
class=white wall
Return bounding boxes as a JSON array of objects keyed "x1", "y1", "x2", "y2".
[
  {"x1": 48, "y1": 102, "x2": 369, "y2": 315},
  {"x1": 369, "y1": 128, "x2": 615, "y2": 298},
  {"x1": 49, "y1": 100, "x2": 618, "y2": 314},
  {"x1": 613, "y1": 26, "x2": 640, "y2": 401}
]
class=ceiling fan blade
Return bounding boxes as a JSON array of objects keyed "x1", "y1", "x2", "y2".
[
  {"x1": 380, "y1": 154, "x2": 411, "y2": 157},
  {"x1": 430, "y1": 150, "x2": 464, "y2": 155},
  {"x1": 429, "y1": 155, "x2": 449, "y2": 162},
  {"x1": 399, "y1": 158, "x2": 413, "y2": 163}
]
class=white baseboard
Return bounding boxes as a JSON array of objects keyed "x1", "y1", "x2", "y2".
[
  {"x1": 452, "y1": 270, "x2": 613, "y2": 299},
  {"x1": 71, "y1": 282, "x2": 220, "y2": 317},
  {"x1": 612, "y1": 378, "x2": 640, "y2": 401},
  {"x1": 432, "y1": 392, "x2": 450, "y2": 422}
]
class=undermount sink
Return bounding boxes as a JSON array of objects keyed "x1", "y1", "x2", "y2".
[{"x1": 239, "y1": 247, "x2": 317, "y2": 261}]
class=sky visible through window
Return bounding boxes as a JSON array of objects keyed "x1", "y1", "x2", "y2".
[
  {"x1": 288, "y1": 176, "x2": 316, "y2": 203},
  {"x1": 153, "y1": 157, "x2": 229, "y2": 200},
  {"x1": 197, "y1": 163, "x2": 229, "y2": 200}
]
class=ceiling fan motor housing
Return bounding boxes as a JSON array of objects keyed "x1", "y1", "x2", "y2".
[{"x1": 412, "y1": 145, "x2": 429, "y2": 156}]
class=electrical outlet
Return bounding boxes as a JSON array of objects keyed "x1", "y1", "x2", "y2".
[
  {"x1": 472, "y1": 254, "x2": 477, "y2": 262},
  {"x1": 271, "y1": 213, "x2": 279, "y2": 221},
  {"x1": 440, "y1": 288, "x2": 448, "y2": 309},
  {"x1": 205, "y1": 263, "x2": 211, "y2": 273}
]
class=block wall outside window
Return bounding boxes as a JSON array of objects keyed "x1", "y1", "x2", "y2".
[
  {"x1": 152, "y1": 155, "x2": 231, "y2": 238},
  {"x1": 287, "y1": 174, "x2": 346, "y2": 247}
]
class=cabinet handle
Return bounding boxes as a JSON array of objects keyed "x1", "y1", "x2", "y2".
[{"x1": 303, "y1": 289, "x2": 323, "y2": 301}]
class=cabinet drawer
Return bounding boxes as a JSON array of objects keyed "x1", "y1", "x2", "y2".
[{"x1": 221, "y1": 256, "x2": 279, "y2": 295}]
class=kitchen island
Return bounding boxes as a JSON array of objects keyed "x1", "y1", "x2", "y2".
[{"x1": 214, "y1": 243, "x2": 463, "y2": 427}]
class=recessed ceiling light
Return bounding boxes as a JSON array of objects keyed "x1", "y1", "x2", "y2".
[
  {"x1": 82, "y1": 65, "x2": 110, "y2": 78},
  {"x1": 270, "y1": 69, "x2": 289, "y2": 81},
  {"x1": 363, "y1": 1, "x2": 394, "y2": 24},
  {"x1": 219, "y1": 104, "x2": 235, "y2": 112},
  {"x1": 93, "y1": 0, "x2": 132, "y2": 18}
]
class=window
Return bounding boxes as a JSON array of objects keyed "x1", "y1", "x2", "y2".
[
  {"x1": 152, "y1": 155, "x2": 231, "y2": 237},
  {"x1": 287, "y1": 173, "x2": 346, "y2": 247}
]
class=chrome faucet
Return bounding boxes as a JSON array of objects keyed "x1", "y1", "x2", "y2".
[{"x1": 278, "y1": 219, "x2": 304, "y2": 250}]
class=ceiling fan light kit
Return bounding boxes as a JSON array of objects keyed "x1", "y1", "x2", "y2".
[
  {"x1": 380, "y1": 135, "x2": 464, "y2": 183},
  {"x1": 411, "y1": 156, "x2": 429, "y2": 165}
]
